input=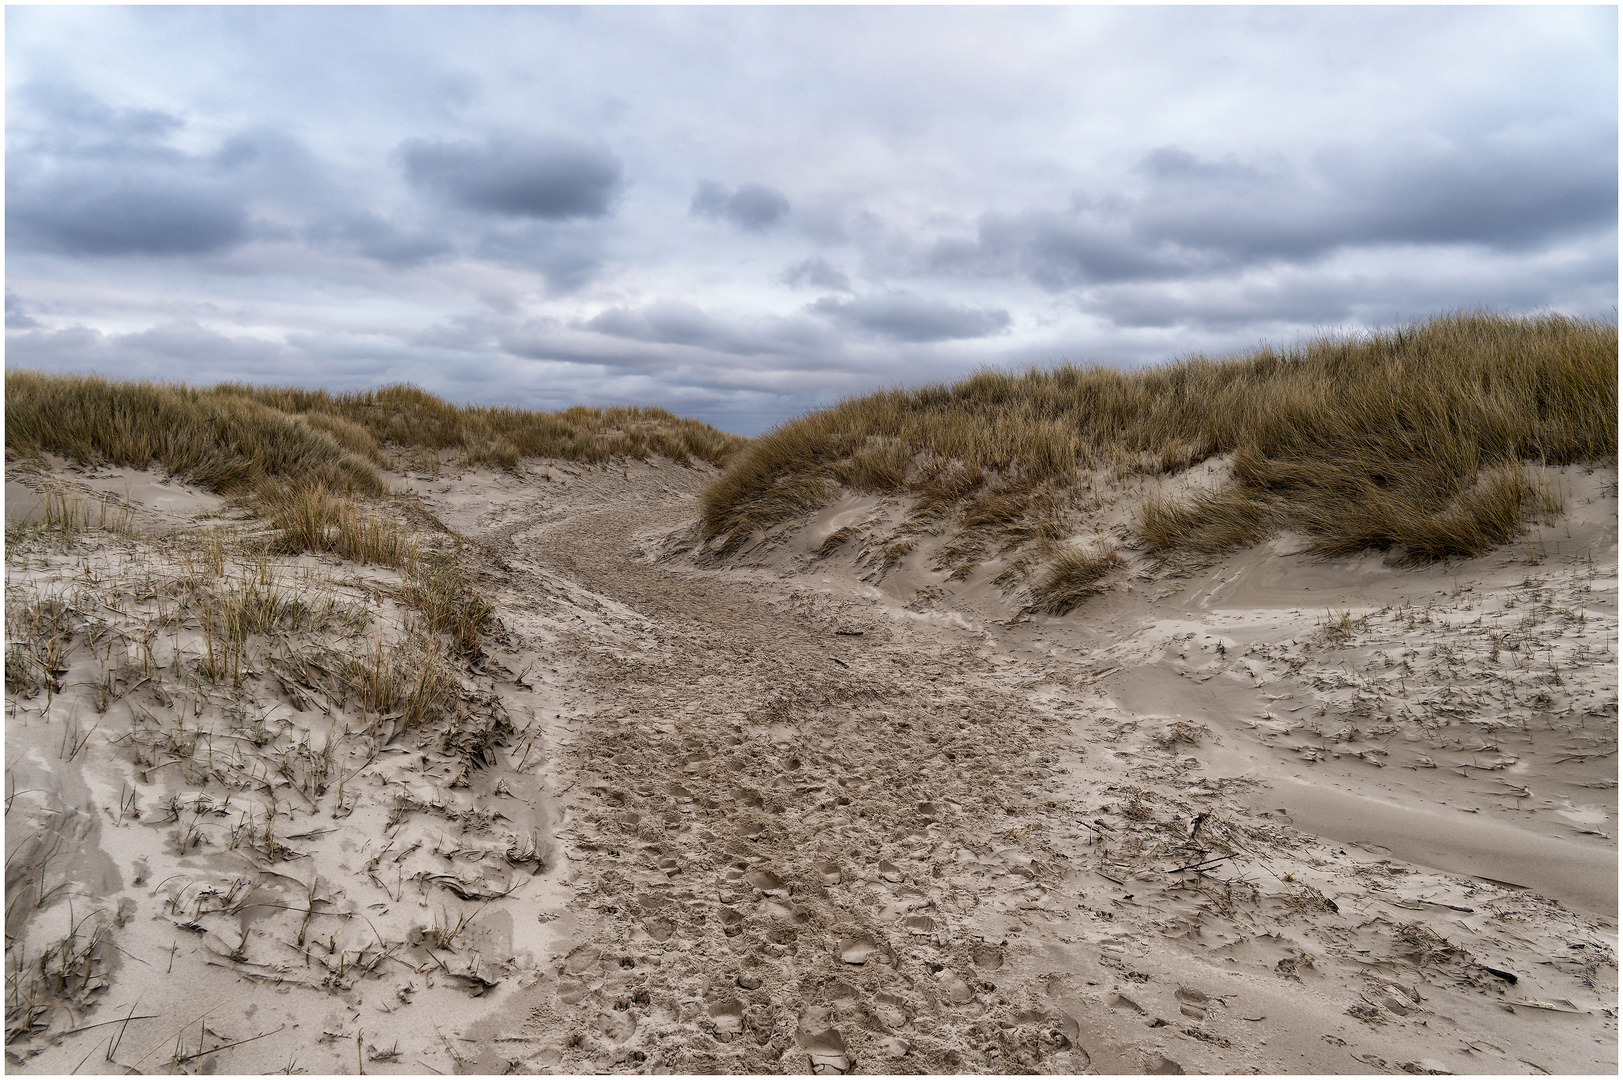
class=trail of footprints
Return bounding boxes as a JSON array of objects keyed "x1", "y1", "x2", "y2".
[{"x1": 532, "y1": 607, "x2": 1092, "y2": 1072}]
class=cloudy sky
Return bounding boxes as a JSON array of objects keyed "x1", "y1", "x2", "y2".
[{"x1": 6, "y1": 7, "x2": 1616, "y2": 434}]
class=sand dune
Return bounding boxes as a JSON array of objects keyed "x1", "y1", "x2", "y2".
[{"x1": 4, "y1": 453, "x2": 1616, "y2": 1074}]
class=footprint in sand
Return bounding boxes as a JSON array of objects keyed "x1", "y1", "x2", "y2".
[
  {"x1": 902, "y1": 914, "x2": 940, "y2": 935},
  {"x1": 936, "y1": 970, "x2": 976, "y2": 1005},
  {"x1": 1110, "y1": 992, "x2": 1148, "y2": 1015},
  {"x1": 878, "y1": 858, "x2": 904, "y2": 882},
  {"x1": 708, "y1": 998, "x2": 746, "y2": 1038},
  {"x1": 564, "y1": 944, "x2": 603, "y2": 976},
  {"x1": 838, "y1": 932, "x2": 878, "y2": 964},
  {"x1": 873, "y1": 992, "x2": 909, "y2": 1029},
  {"x1": 797, "y1": 1011, "x2": 851, "y2": 1074},
  {"x1": 1175, "y1": 986, "x2": 1209, "y2": 1020},
  {"x1": 745, "y1": 868, "x2": 789, "y2": 896},
  {"x1": 595, "y1": 1009, "x2": 637, "y2": 1042}
]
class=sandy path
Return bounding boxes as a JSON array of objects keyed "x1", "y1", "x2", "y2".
[
  {"x1": 421, "y1": 461, "x2": 1617, "y2": 1075},
  {"x1": 5, "y1": 456, "x2": 1613, "y2": 1075}
]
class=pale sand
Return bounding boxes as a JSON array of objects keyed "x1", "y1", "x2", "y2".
[{"x1": 3, "y1": 454, "x2": 1615, "y2": 1074}]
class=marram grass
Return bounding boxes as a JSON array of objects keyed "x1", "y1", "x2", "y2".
[
  {"x1": 702, "y1": 311, "x2": 1617, "y2": 565},
  {"x1": 5, "y1": 373, "x2": 747, "y2": 495}
]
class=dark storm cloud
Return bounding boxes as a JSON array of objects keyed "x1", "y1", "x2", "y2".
[
  {"x1": 691, "y1": 181, "x2": 791, "y2": 232},
  {"x1": 810, "y1": 292, "x2": 1012, "y2": 343},
  {"x1": 399, "y1": 135, "x2": 624, "y2": 219},
  {"x1": 780, "y1": 256, "x2": 852, "y2": 292}
]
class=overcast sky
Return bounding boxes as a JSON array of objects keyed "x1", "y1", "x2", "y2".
[{"x1": 6, "y1": 6, "x2": 1616, "y2": 435}]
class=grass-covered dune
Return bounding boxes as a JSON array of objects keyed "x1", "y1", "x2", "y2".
[
  {"x1": 701, "y1": 313, "x2": 1617, "y2": 588},
  {"x1": 5, "y1": 375, "x2": 747, "y2": 496}
]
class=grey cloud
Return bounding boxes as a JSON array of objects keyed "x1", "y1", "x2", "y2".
[
  {"x1": 11, "y1": 81, "x2": 185, "y2": 158},
  {"x1": 691, "y1": 181, "x2": 791, "y2": 231},
  {"x1": 926, "y1": 130, "x2": 1616, "y2": 295},
  {"x1": 931, "y1": 209, "x2": 1197, "y2": 290},
  {"x1": 6, "y1": 291, "x2": 40, "y2": 330},
  {"x1": 305, "y1": 212, "x2": 452, "y2": 267},
  {"x1": 6, "y1": 321, "x2": 290, "y2": 379},
  {"x1": 6, "y1": 84, "x2": 256, "y2": 257},
  {"x1": 780, "y1": 256, "x2": 851, "y2": 292},
  {"x1": 583, "y1": 301, "x2": 834, "y2": 358},
  {"x1": 399, "y1": 135, "x2": 623, "y2": 219},
  {"x1": 1137, "y1": 145, "x2": 1271, "y2": 185},
  {"x1": 8, "y1": 175, "x2": 250, "y2": 257},
  {"x1": 1128, "y1": 133, "x2": 1617, "y2": 261},
  {"x1": 810, "y1": 292, "x2": 1012, "y2": 342},
  {"x1": 472, "y1": 224, "x2": 606, "y2": 292}
]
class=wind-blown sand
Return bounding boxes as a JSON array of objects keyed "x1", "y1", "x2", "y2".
[{"x1": 4, "y1": 454, "x2": 1616, "y2": 1074}]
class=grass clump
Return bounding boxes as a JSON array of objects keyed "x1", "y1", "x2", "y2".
[
  {"x1": 263, "y1": 484, "x2": 419, "y2": 568},
  {"x1": 1028, "y1": 540, "x2": 1123, "y2": 615},
  {"x1": 1136, "y1": 488, "x2": 1268, "y2": 561},
  {"x1": 702, "y1": 312, "x2": 1616, "y2": 566},
  {"x1": 402, "y1": 554, "x2": 495, "y2": 657},
  {"x1": 344, "y1": 633, "x2": 457, "y2": 731}
]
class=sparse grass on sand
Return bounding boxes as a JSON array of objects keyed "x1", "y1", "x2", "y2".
[{"x1": 701, "y1": 312, "x2": 1617, "y2": 572}]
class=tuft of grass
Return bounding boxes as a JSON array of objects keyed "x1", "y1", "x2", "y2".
[
  {"x1": 4, "y1": 592, "x2": 78, "y2": 698},
  {"x1": 1028, "y1": 540, "x2": 1123, "y2": 615},
  {"x1": 1135, "y1": 487, "x2": 1267, "y2": 561},
  {"x1": 344, "y1": 632, "x2": 457, "y2": 732},
  {"x1": 263, "y1": 485, "x2": 419, "y2": 568},
  {"x1": 702, "y1": 312, "x2": 1616, "y2": 564},
  {"x1": 816, "y1": 526, "x2": 860, "y2": 558},
  {"x1": 402, "y1": 554, "x2": 494, "y2": 656}
]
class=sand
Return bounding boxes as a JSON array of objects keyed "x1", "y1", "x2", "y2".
[{"x1": 3, "y1": 453, "x2": 1616, "y2": 1074}]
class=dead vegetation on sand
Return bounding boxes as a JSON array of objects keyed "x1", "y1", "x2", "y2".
[
  {"x1": 3, "y1": 498, "x2": 524, "y2": 1060},
  {"x1": 701, "y1": 312, "x2": 1616, "y2": 599}
]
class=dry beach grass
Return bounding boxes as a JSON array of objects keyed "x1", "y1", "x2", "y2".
[{"x1": 702, "y1": 312, "x2": 1615, "y2": 579}]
